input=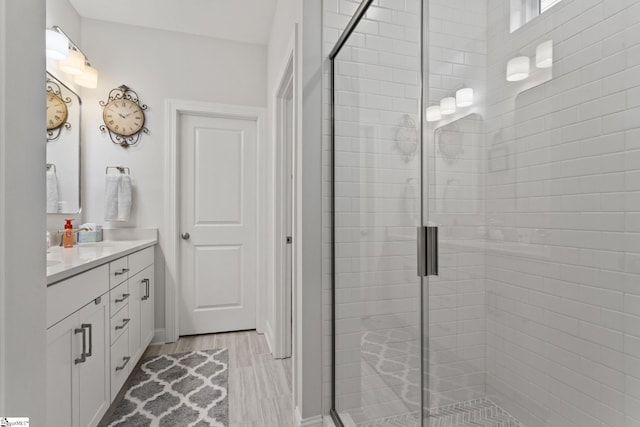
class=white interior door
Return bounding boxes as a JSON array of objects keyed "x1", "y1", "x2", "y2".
[{"x1": 179, "y1": 112, "x2": 258, "y2": 336}]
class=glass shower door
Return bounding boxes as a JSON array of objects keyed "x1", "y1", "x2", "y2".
[{"x1": 330, "y1": 0, "x2": 425, "y2": 425}]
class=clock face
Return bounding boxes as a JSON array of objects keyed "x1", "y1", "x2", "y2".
[
  {"x1": 46, "y1": 92, "x2": 68, "y2": 130},
  {"x1": 103, "y1": 98, "x2": 145, "y2": 137}
]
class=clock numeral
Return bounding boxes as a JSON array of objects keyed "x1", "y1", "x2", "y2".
[
  {"x1": 135, "y1": 117, "x2": 141, "y2": 120},
  {"x1": 108, "y1": 120, "x2": 114, "y2": 125},
  {"x1": 134, "y1": 122, "x2": 140, "y2": 127},
  {"x1": 115, "y1": 125, "x2": 119, "y2": 130},
  {"x1": 122, "y1": 101, "x2": 126, "y2": 108},
  {"x1": 54, "y1": 115, "x2": 61, "y2": 121},
  {"x1": 49, "y1": 119, "x2": 54, "y2": 125},
  {"x1": 107, "y1": 114, "x2": 112, "y2": 118}
]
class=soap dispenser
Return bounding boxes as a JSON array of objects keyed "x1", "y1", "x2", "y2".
[{"x1": 63, "y1": 218, "x2": 74, "y2": 248}]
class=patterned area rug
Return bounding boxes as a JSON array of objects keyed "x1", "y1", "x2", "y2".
[{"x1": 107, "y1": 349, "x2": 229, "y2": 427}]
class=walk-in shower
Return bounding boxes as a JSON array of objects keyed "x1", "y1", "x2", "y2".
[{"x1": 329, "y1": 0, "x2": 640, "y2": 426}]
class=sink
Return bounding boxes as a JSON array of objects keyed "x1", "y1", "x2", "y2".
[{"x1": 47, "y1": 259, "x2": 61, "y2": 267}]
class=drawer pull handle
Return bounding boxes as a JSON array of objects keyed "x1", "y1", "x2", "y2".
[
  {"x1": 115, "y1": 356, "x2": 131, "y2": 371},
  {"x1": 142, "y1": 279, "x2": 150, "y2": 301},
  {"x1": 74, "y1": 327, "x2": 87, "y2": 364},
  {"x1": 115, "y1": 293, "x2": 130, "y2": 303},
  {"x1": 115, "y1": 318, "x2": 130, "y2": 330},
  {"x1": 81, "y1": 323, "x2": 92, "y2": 358},
  {"x1": 114, "y1": 268, "x2": 130, "y2": 276}
]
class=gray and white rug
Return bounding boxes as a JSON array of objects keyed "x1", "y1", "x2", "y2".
[{"x1": 107, "y1": 349, "x2": 229, "y2": 427}]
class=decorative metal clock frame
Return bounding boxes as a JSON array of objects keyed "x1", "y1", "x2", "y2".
[
  {"x1": 99, "y1": 84, "x2": 149, "y2": 148},
  {"x1": 46, "y1": 76, "x2": 72, "y2": 142}
]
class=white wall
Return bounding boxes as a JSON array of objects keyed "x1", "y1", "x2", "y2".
[
  {"x1": 264, "y1": 0, "x2": 302, "y2": 355},
  {"x1": 0, "y1": 0, "x2": 47, "y2": 423},
  {"x1": 79, "y1": 18, "x2": 267, "y2": 333}
]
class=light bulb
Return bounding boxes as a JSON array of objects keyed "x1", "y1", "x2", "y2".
[
  {"x1": 59, "y1": 49, "x2": 85, "y2": 75},
  {"x1": 536, "y1": 40, "x2": 553, "y2": 69},
  {"x1": 74, "y1": 65, "x2": 98, "y2": 88},
  {"x1": 426, "y1": 106, "x2": 442, "y2": 122},
  {"x1": 456, "y1": 88, "x2": 474, "y2": 107},
  {"x1": 46, "y1": 30, "x2": 68, "y2": 60},
  {"x1": 506, "y1": 56, "x2": 530, "y2": 82},
  {"x1": 440, "y1": 97, "x2": 456, "y2": 115}
]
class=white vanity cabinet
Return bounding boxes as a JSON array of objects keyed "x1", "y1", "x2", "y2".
[
  {"x1": 46, "y1": 272, "x2": 110, "y2": 427},
  {"x1": 46, "y1": 243, "x2": 156, "y2": 427}
]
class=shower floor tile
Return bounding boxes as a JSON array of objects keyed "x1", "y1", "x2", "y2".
[{"x1": 356, "y1": 398, "x2": 524, "y2": 427}]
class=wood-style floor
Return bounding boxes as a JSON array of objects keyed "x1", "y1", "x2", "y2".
[{"x1": 100, "y1": 330, "x2": 294, "y2": 427}]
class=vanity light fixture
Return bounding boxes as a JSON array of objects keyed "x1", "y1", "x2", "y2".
[
  {"x1": 48, "y1": 25, "x2": 99, "y2": 88},
  {"x1": 456, "y1": 88, "x2": 474, "y2": 107},
  {"x1": 46, "y1": 29, "x2": 68, "y2": 60},
  {"x1": 426, "y1": 106, "x2": 442, "y2": 122},
  {"x1": 536, "y1": 40, "x2": 553, "y2": 69},
  {"x1": 440, "y1": 97, "x2": 457, "y2": 115},
  {"x1": 75, "y1": 64, "x2": 98, "y2": 88},
  {"x1": 59, "y1": 48, "x2": 85, "y2": 75},
  {"x1": 506, "y1": 56, "x2": 530, "y2": 82}
]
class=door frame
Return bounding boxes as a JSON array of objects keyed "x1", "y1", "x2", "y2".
[
  {"x1": 164, "y1": 100, "x2": 266, "y2": 343},
  {"x1": 273, "y1": 41, "x2": 297, "y2": 359}
]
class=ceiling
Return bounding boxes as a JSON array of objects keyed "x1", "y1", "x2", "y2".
[{"x1": 69, "y1": 0, "x2": 278, "y2": 45}]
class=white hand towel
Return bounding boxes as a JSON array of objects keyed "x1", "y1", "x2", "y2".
[
  {"x1": 117, "y1": 175, "x2": 132, "y2": 221},
  {"x1": 46, "y1": 168, "x2": 59, "y2": 213},
  {"x1": 104, "y1": 174, "x2": 120, "y2": 221}
]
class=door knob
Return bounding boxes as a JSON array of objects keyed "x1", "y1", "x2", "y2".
[{"x1": 181, "y1": 232, "x2": 190, "y2": 240}]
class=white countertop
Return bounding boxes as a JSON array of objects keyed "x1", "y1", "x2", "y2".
[{"x1": 47, "y1": 233, "x2": 157, "y2": 285}]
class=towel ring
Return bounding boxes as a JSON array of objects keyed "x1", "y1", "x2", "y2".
[
  {"x1": 46, "y1": 163, "x2": 57, "y2": 173},
  {"x1": 106, "y1": 166, "x2": 130, "y2": 175}
]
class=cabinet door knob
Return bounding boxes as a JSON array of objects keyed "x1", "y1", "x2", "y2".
[{"x1": 181, "y1": 232, "x2": 190, "y2": 240}]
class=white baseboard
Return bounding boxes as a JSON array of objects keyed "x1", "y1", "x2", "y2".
[
  {"x1": 324, "y1": 415, "x2": 337, "y2": 427},
  {"x1": 294, "y1": 407, "x2": 324, "y2": 427},
  {"x1": 152, "y1": 328, "x2": 166, "y2": 345}
]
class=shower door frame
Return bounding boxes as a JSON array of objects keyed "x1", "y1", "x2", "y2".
[{"x1": 328, "y1": 0, "x2": 428, "y2": 425}]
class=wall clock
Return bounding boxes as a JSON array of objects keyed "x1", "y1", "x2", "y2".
[
  {"x1": 46, "y1": 77, "x2": 71, "y2": 142},
  {"x1": 99, "y1": 84, "x2": 149, "y2": 148}
]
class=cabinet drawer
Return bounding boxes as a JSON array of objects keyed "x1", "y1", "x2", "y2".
[
  {"x1": 110, "y1": 328, "x2": 131, "y2": 400},
  {"x1": 110, "y1": 280, "x2": 130, "y2": 317},
  {"x1": 129, "y1": 247, "x2": 154, "y2": 277},
  {"x1": 109, "y1": 257, "x2": 129, "y2": 289},
  {"x1": 110, "y1": 304, "x2": 130, "y2": 345},
  {"x1": 47, "y1": 264, "x2": 109, "y2": 328}
]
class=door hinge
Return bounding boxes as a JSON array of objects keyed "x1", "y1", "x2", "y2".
[
  {"x1": 417, "y1": 226, "x2": 438, "y2": 277},
  {"x1": 286, "y1": 236, "x2": 293, "y2": 244}
]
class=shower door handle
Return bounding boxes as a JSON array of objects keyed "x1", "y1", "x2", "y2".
[{"x1": 417, "y1": 226, "x2": 438, "y2": 277}]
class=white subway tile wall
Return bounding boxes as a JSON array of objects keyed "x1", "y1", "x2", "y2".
[{"x1": 485, "y1": 0, "x2": 640, "y2": 426}]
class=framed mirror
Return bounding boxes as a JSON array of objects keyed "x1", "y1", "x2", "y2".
[{"x1": 46, "y1": 72, "x2": 81, "y2": 214}]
